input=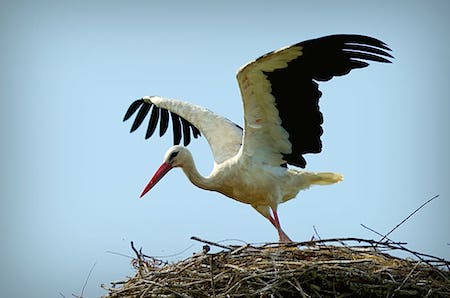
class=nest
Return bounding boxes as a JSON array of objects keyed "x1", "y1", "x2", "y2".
[{"x1": 102, "y1": 237, "x2": 449, "y2": 297}]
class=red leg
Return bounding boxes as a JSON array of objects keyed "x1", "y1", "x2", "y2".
[
  {"x1": 271, "y1": 208, "x2": 292, "y2": 242},
  {"x1": 252, "y1": 205, "x2": 292, "y2": 242},
  {"x1": 267, "y1": 215, "x2": 277, "y2": 227}
]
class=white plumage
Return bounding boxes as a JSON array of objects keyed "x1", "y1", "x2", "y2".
[{"x1": 124, "y1": 34, "x2": 392, "y2": 241}]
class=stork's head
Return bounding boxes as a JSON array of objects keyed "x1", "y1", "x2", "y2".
[
  {"x1": 139, "y1": 145, "x2": 189, "y2": 198},
  {"x1": 163, "y1": 145, "x2": 191, "y2": 167}
]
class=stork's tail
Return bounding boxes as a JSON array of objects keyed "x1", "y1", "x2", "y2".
[{"x1": 305, "y1": 172, "x2": 344, "y2": 185}]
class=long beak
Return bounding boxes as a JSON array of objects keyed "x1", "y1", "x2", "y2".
[{"x1": 139, "y1": 162, "x2": 173, "y2": 198}]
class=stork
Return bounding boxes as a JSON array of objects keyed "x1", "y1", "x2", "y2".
[{"x1": 124, "y1": 34, "x2": 392, "y2": 242}]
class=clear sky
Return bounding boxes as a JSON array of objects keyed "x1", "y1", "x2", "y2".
[{"x1": 1, "y1": 1, "x2": 449, "y2": 297}]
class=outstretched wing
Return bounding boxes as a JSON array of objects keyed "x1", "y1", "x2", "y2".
[
  {"x1": 237, "y1": 34, "x2": 393, "y2": 168},
  {"x1": 123, "y1": 96, "x2": 243, "y2": 164}
]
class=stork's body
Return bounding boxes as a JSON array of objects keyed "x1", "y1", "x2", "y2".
[
  {"x1": 124, "y1": 34, "x2": 392, "y2": 241},
  {"x1": 176, "y1": 145, "x2": 339, "y2": 207}
]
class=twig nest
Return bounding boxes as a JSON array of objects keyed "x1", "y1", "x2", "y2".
[{"x1": 102, "y1": 238, "x2": 449, "y2": 297}]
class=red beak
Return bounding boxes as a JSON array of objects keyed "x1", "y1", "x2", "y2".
[{"x1": 139, "y1": 162, "x2": 173, "y2": 198}]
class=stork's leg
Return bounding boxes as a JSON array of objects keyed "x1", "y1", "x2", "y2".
[
  {"x1": 252, "y1": 205, "x2": 292, "y2": 242},
  {"x1": 271, "y1": 207, "x2": 292, "y2": 242}
]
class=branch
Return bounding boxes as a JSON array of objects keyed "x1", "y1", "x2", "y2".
[
  {"x1": 190, "y1": 236, "x2": 234, "y2": 250},
  {"x1": 379, "y1": 194, "x2": 440, "y2": 242}
]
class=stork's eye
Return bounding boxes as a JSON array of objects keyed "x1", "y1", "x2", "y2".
[{"x1": 169, "y1": 151, "x2": 179, "y2": 160}]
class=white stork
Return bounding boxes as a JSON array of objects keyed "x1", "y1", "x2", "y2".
[{"x1": 124, "y1": 34, "x2": 392, "y2": 242}]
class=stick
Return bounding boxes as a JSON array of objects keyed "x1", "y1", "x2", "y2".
[
  {"x1": 130, "y1": 241, "x2": 145, "y2": 277},
  {"x1": 261, "y1": 237, "x2": 406, "y2": 248},
  {"x1": 379, "y1": 194, "x2": 439, "y2": 242},
  {"x1": 360, "y1": 224, "x2": 386, "y2": 239},
  {"x1": 190, "y1": 236, "x2": 234, "y2": 250},
  {"x1": 209, "y1": 254, "x2": 216, "y2": 298},
  {"x1": 70, "y1": 262, "x2": 97, "y2": 298},
  {"x1": 312, "y1": 225, "x2": 322, "y2": 241},
  {"x1": 130, "y1": 241, "x2": 141, "y2": 260},
  {"x1": 148, "y1": 244, "x2": 195, "y2": 258},
  {"x1": 394, "y1": 261, "x2": 421, "y2": 292},
  {"x1": 80, "y1": 262, "x2": 96, "y2": 298},
  {"x1": 105, "y1": 250, "x2": 133, "y2": 259}
]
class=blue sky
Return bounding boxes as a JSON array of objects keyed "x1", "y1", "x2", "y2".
[{"x1": 1, "y1": 1, "x2": 449, "y2": 297}]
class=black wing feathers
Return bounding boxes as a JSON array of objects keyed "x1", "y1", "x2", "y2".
[
  {"x1": 263, "y1": 34, "x2": 392, "y2": 168},
  {"x1": 296, "y1": 34, "x2": 392, "y2": 81},
  {"x1": 180, "y1": 118, "x2": 191, "y2": 146},
  {"x1": 159, "y1": 108, "x2": 169, "y2": 137},
  {"x1": 131, "y1": 102, "x2": 150, "y2": 133},
  {"x1": 145, "y1": 105, "x2": 159, "y2": 139},
  {"x1": 191, "y1": 125, "x2": 201, "y2": 139},
  {"x1": 123, "y1": 100, "x2": 143, "y2": 122},
  {"x1": 123, "y1": 99, "x2": 201, "y2": 146},
  {"x1": 170, "y1": 112, "x2": 182, "y2": 145}
]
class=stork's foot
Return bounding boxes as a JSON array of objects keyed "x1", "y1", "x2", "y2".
[{"x1": 278, "y1": 230, "x2": 293, "y2": 243}]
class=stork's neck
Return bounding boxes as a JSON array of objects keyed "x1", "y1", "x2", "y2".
[{"x1": 181, "y1": 153, "x2": 216, "y2": 191}]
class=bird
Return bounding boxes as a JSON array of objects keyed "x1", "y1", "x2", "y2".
[{"x1": 123, "y1": 34, "x2": 392, "y2": 242}]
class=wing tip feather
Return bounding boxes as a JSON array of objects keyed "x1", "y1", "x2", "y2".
[
  {"x1": 124, "y1": 97, "x2": 203, "y2": 147},
  {"x1": 123, "y1": 98, "x2": 144, "y2": 122}
]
